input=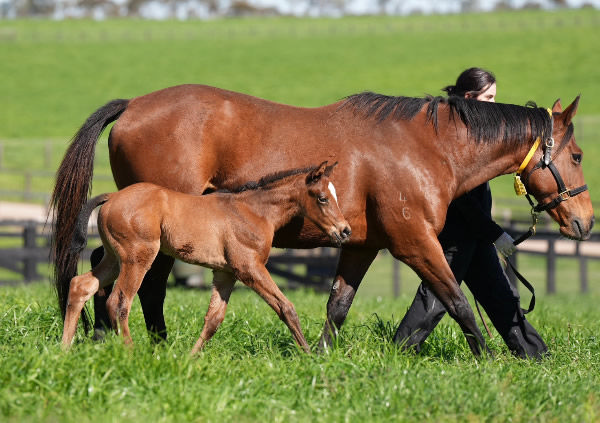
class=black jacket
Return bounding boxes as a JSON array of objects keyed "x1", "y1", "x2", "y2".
[{"x1": 438, "y1": 182, "x2": 504, "y2": 246}]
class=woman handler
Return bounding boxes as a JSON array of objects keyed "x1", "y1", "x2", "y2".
[{"x1": 393, "y1": 68, "x2": 548, "y2": 359}]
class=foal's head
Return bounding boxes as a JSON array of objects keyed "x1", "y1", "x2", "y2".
[{"x1": 303, "y1": 162, "x2": 351, "y2": 246}]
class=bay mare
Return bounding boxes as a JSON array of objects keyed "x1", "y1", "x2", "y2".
[
  {"x1": 51, "y1": 85, "x2": 593, "y2": 356},
  {"x1": 61, "y1": 162, "x2": 351, "y2": 352}
]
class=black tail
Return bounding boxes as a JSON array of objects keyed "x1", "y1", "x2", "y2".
[
  {"x1": 50, "y1": 99, "x2": 128, "y2": 333},
  {"x1": 70, "y1": 194, "x2": 110, "y2": 254}
]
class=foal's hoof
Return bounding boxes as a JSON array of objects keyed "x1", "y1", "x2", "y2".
[{"x1": 92, "y1": 328, "x2": 107, "y2": 342}]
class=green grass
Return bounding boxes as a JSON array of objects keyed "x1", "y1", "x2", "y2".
[{"x1": 0, "y1": 281, "x2": 598, "y2": 422}]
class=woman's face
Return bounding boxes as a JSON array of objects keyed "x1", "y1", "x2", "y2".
[{"x1": 470, "y1": 82, "x2": 496, "y2": 102}]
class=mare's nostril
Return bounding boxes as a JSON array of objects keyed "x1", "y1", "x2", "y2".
[
  {"x1": 342, "y1": 227, "x2": 352, "y2": 238},
  {"x1": 573, "y1": 218, "x2": 582, "y2": 236}
]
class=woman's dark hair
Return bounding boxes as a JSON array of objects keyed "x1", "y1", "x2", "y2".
[{"x1": 442, "y1": 67, "x2": 496, "y2": 98}]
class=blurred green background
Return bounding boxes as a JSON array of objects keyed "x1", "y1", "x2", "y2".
[{"x1": 1, "y1": 10, "x2": 599, "y2": 203}]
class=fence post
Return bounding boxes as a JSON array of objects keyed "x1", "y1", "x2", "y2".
[
  {"x1": 23, "y1": 223, "x2": 38, "y2": 281},
  {"x1": 576, "y1": 242, "x2": 588, "y2": 293},
  {"x1": 546, "y1": 239, "x2": 556, "y2": 294}
]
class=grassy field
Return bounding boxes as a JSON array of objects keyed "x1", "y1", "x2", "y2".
[
  {"x1": 0, "y1": 281, "x2": 598, "y2": 422},
  {"x1": 1, "y1": 11, "x2": 600, "y2": 422}
]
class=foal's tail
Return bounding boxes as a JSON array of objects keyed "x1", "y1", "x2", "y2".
[
  {"x1": 70, "y1": 194, "x2": 110, "y2": 255},
  {"x1": 50, "y1": 99, "x2": 128, "y2": 332}
]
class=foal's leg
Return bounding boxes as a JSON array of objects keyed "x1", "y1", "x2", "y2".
[
  {"x1": 92, "y1": 249, "x2": 173, "y2": 342},
  {"x1": 239, "y1": 264, "x2": 310, "y2": 353},
  {"x1": 63, "y1": 253, "x2": 119, "y2": 348},
  {"x1": 389, "y1": 235, "x2": 490, "y2": 357},
  {"x1": 191, "y1": 270, "x2": 236, "y2": 355},
  {"x1": 317, "y1": 248, "x2": 379, "y2": 351},
  {"x1": 106, "y1": 247, "x2": 158, "y2": 345}
]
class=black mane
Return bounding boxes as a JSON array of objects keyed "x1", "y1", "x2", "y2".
[
  {"x1": 217, "y1": 165, "x2": 320, "y2": 194},
  {"x1": 342, "y1": 92, "x2": 554, "y2": 146}
]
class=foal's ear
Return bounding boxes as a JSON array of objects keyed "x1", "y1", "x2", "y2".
[
  {"x1": 307, "y1": 161, "x2": 328, "y2": 184},
  {"x1": 324, "y1": 161, "x2": 338, "y2": 177},
  {"x1": 552, "y1": 98, "x2": 562, "y2": 113}
]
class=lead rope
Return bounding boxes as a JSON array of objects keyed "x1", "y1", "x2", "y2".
[
  {"x1": 501, "y1": 109, "x2": 553, "y2": 315},
  {"x1": 474, "y1": 113, "x2": 550, "y2": 336}
]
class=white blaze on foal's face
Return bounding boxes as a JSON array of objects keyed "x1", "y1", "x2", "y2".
[{"x1": 328, "y1": 182, "x2": 339, "y2": 205}]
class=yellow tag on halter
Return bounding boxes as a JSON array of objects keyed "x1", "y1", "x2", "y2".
[
  {"x1": 514, "y1": 137, "x2": 542, "y2": 196},
  {"x1": 514, "y1": 174, "x2": 527, "y2": 196}
]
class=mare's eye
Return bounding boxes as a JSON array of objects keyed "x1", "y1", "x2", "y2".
[
  {"x1": 318, "y1": 196, "x2": 328, "y2": 204},
  {"x1": 572, "y1": 153, "x2": 582, "y2": 164}
]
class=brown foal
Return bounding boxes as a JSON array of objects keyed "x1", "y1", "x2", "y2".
[{"x1": 61, "y1": 162, "x2": 351, "y2": 353}]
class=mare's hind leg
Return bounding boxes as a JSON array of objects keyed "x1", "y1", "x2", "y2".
[
  {"x1": 106, "y1": 247, "x2": 159, "y2": 345},
  {"x1": 63, "y1": 252, "x2": 119, "y2": 348},
  {"x1": 317, "y1": 248, "x2": 379, "y2": 351},
  {"x1": 137, "y1": 252, "x2": 174, "y2": 342},
  {"x1": 239, "y1": 264, "x2": 310, "y2": 353},
  {"x1": 389, "y1": 234, "x2": 490, "y2": 357},
  {"x1": 191, "y1": 270, "x2": 236, "y2": 355},
  {"x1": 91, "y1": 247, "x2": 112, "y2": 340}
]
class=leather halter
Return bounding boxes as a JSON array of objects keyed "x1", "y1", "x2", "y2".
[{"x1": 515, "y1": 109, "x2": 588, "y2": 214}]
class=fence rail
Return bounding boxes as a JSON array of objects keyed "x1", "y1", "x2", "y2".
[
  {"x1": 1, "y1": 219, "x2": 598, "y2": 295},
  {"x1": 505, "y1": 227, "x2": 600, "y2": 294},
  {"x1": 0, "y1": 220, "x2": 340, "y2": 289}
]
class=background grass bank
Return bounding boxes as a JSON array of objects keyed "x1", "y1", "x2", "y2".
[{"x1": 1, "y1": 9, "x2": 600, "y2": 203}]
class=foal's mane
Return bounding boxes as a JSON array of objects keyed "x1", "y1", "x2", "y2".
[
  {"x1": 342, "y1": 92, "x2": 555, "y2": 147},
  {"x1": 218, "y1": 164, "x2": 322, "y2": 194}
]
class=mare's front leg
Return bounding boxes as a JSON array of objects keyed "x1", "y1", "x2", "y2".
[
  {"x1": 191, "y1": 270, "x2": 236, "y2": 355},
  {"x1": 91, "y1": 248, "x2": 172, "y2": 342},
  {"x1": 238, "y1": 262, "x2": 311, "y2": 353},
  {"x1": 390, "y1": 233, "x2": 490, "y2": 357},
  {"x1": 317, "y1": 248, "x2": 379, "y2": 351}
]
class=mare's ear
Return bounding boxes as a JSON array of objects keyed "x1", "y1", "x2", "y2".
[
  {"x1": 324, "y1": 161, "x2": 338, "y2": 177},
  {"x1": 307, "y1": 161, "x2": 328, "y2": 184},
  {"x1": 561, "y1": 95, "x2": 580, "y2": 126},
  {"x1": 552, "y1": 98, "x2": 562, "y2": 113}
]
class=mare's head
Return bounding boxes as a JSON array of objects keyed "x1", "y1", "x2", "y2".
[
  {"x1": 303, "y1": 161, "x2": 351, "y2": 246},
  {"x1": 522, "y1": 96, "x2": 594, "y2": 240}
]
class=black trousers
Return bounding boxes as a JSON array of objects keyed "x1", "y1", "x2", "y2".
[{"x1": 393, "y1": 238, "x2": 548, "y2": 359}]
